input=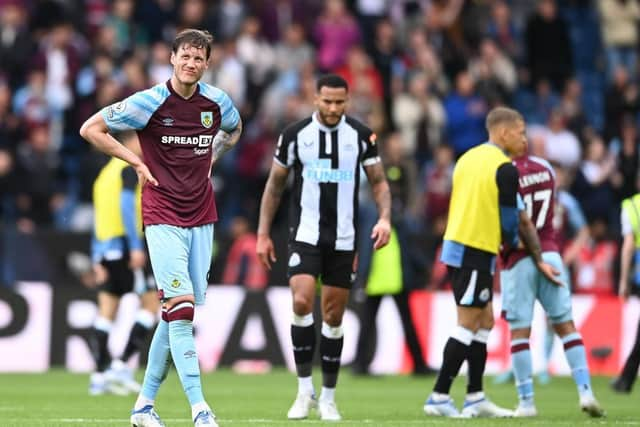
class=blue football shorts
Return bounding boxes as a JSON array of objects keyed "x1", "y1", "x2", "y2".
[
  {"x1": 145, "y1": 223, "x2": 213, "y2": 305},
  {"x1": 500, "y1": 251, "x2": 573, "y2": 330}
]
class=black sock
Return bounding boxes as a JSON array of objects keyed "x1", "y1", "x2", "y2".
[
  {"x1": 90, "y1": 328, "x2": 111, "y2": 372},
  {"x1": 320, "y1": 334, "x2": 344, "y2": 388},
  {"x1": 467, "y1": 340, "x2": 487, "y2": 394},
  {"x1": 122, "y1": 321, "x2": 152, "y2": 362},
  {"x1": 433, "y1": 337, "x2": 470, "y2": 394},
  {"x1": 291, "y1": 324, "x2": 316, "y2": 377}
]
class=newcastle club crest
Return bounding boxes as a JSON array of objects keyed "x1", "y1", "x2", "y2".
[{"x1": 201, "y1": 111, "x2": 213, "y2": 128}]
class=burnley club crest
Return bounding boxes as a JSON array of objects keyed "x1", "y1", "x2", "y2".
[{"x1": 201, "y1": 111, "x2": 213, "y2": 128}]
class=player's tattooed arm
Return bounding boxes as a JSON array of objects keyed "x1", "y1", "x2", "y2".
[
  {"x1": 365, "y1": 162, "x2": 392, "y2": 249},
  {"x1": 365, "y1": 162, "x2": 391, "y2": 222},
  {"x1": 211, "y1": 118, "x2": 243, "y2": 163},
  {"x1": 257, "y1": 162, "x2": 289, "y2": 269},
  {"x1": 519, "y1": 210, "x2": 563, "y2": 286},
  {"x1": 518, "y1": 210, "x2": 543, "y2": 263},
  {"x1": 258, "y1": 162, "x2": 289, "y2": 237}
]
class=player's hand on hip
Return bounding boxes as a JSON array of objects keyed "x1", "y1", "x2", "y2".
[
  {"x1": 256, "y1": 234, "x2": 276, "y2": 270},
  {"x1": 371, "y1": 218, "x2": 391, "y2": 250},
  {"x1": 536, "y1": 261, "x2": 563, "y2": 286},
  {"x1": 135, "y1": 163, "x2": 159, "y2": 187},
  {"x1": 129, "y1": 249, "x2": 147, "y2": 269}
]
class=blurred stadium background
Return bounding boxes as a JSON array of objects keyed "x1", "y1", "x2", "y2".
[{"x1": 0, "y1": 0, "x2": 639, "y2": 422}]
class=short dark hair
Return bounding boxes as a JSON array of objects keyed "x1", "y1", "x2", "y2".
[
  {"x1": 485, "y1": 106, "x2": 524, "y2": 132},
  {"x1": 172, "y1": 29, "x2": 214, "y2": 60},
  {"x1": 316, "y1": 74, "x2": 349, "y2": 92}
]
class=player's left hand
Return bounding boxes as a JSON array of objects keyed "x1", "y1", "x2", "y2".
[
  {"x1": 135, "y1": 162, "x2": 158, "y2": 187},
  {"x1": 536, "y1": 261, "x2": 564, "y2": 287},
  {"x1": 371, "y1": 218, "x2": 391, "y2": 250}
]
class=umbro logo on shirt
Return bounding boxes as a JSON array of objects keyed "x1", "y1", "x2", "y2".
[{"x1": 162, "y1": 117, "x2": 175, "y2": 126}]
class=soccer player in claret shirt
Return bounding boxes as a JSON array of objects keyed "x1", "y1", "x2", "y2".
[
  {"x1": 500, "y1": 145, "x2": 604, "y2": 417},
  {"x1": 80, "y1": 29, "x2": 243, "y2": 427}
]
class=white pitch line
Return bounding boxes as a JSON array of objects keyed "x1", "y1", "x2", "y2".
[{"x1": 24, "y1": 419, "x2": 640, "y2": 426}]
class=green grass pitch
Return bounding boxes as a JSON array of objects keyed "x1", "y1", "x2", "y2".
[{"x1": 0, "y1": 369, "x2": 636, "y2": 426}]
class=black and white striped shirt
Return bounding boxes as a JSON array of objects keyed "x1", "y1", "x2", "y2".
[{"x1": 274, "y1": 113, "x2": 380, "y2": 251}]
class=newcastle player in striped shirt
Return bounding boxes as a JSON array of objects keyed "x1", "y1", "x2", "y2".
[{"x1": 256, "y1": 74, "x2": 391, "y2": 421}]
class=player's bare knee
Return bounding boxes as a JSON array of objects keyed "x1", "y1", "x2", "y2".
[
  {"x1": 292, "y1": 295, "x2": 313, "y2": 316},
  {"x1": 480, "y1": 318, "x2": 495, "y2": 331},
  {"x1": 322, "y1": 310, "x2": 343, "y2": 327},
  {"x1": 511, "y1": 328, "x2": 531, "y2": 340},
  {"x1": 552, "y1": 320, "x2": 576, "y2": 337}
]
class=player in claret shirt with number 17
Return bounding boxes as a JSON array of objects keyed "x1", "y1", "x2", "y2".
[{"x1": 500, "y1": 147, "x2": 604, "y2": 418}]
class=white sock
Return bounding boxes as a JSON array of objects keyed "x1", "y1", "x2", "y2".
[
  {"x1": 110, "y1": 359, "x2": 125, "y2": 371},
  {"x1": 430, "y1": 392, "x2": 450, "y2": 402},
  {"x1": 298, "y1": 376, "x2": 314, "y2": 396},
  {"x1": 466, "y1": 391, "x2": 485, "y2": 401},
  {"x1": 191, "y1": 401, "x2": 211, "y2": 421},
  {"x1": 320, "y1": 386, "x2": 335, "y2": 402},
  {"x1": 134, "y1": 395, "x2": 154, "y2": 411},
  {"x1": 90, "y1": 372, "x2": 105, "y2": 384}
]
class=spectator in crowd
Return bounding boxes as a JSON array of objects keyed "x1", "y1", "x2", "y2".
[
  {"x1": 486, "y1": 1, "x2": 522, "y2": 61},
  {"x1": 236, "y1": 16, "x2": 276, "y2": 117},
  {"x1": 604, "y1": 66, "x2": 640, "y2": 142},
  {"x1": 572, "y1": 134, "x2": 617, "y2": 221},
  {"x1": 256, "y1": 0, "x2": 320, "y2": 43},
  {"x1": 597, "y1": 0, "x2": 640, "y2": 82},
  {"x1": 558, "y1": 78, "x2": 589, "y2": 139},
  {"x1": 211, "y1": 0, "x2": 247, "y2": 41},
  {"x1": 0, "y1": 148, "x2": 15, "y2": 220},
  {"x1": 571, "y1": 218, "x2": 618, "y2": 295},
  {"x1": 469, "y1": 38, "x2": 517, "y2": 107},
  {"x1": 13, "y1": 69, "x2": 52, "y2": 129},
  {"x1": 147, "y1": 42, "x2": 173, "y2": 86},
  {"x1": 177, "y1": 0, "x2": 216, "y2": 35},
  {"x1": 543, "y1": 108, "x2": 582, "y2": 169},
  {"x1": 314, "y1": 0, "x2": 361, "y2": 71},
  {"x1": 525, "y1": 0, "x2": 573, "y2": 92},
  {"x1": 367, "y1": 18, "x2": 403, "y2": 128},
  {"x1": 0, "y1": 80, "x2": 20, "y2": 151},
  {"x1": 13, "y1": 124, "x2": 65, "y2": 228},
  {"x1": 103, "y1": 0, "x2": 148, "y2": 61},
  {"x1": 443, "y1": 70, "x2": 487, "y2": 157},
  {"x1": 272, "y1": 23, "x2": 314, "y2": 76},
  {"x1": 0, "y1": 1, "x2": 34, "y2": 90},
  {"x1": 222, "y1": 216, "x2": 268, "y2": 290},
  {"x1": 335, "y1": 45, "x2": 384, "y2": 124},
  {"x1": 393, "y1": 71, "x2": 446, "y2": 165},
  {"x1": 205, "y1": 39, "x2": 247, "y2": 108},
  {"x1": 611, "y1": 117, "x2": 640, "y2": 201}
]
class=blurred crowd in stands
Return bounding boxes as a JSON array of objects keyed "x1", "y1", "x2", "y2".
[{"x1": 0, "y1": 0, "x2": 638, "y2": 295}]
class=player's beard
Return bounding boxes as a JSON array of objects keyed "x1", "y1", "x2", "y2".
[{"x1": 318, "y1": 111, "x2": 342, "y2": 127}]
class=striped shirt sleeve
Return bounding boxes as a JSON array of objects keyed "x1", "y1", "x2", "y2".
[{"x1": 101, "y1": 84, "x2": 169, "y2": 132}]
